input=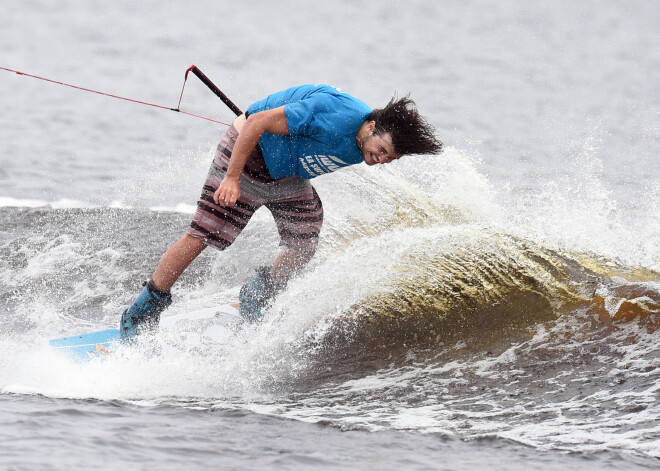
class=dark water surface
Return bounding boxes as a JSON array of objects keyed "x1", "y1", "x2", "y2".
[{"x1": 2, "y1": 393, "x2": 655, "y2": 471}]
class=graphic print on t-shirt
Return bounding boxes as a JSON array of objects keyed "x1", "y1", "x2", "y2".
[{"x1": 299, "y1": 154, "x2": 351, "y2": 177}]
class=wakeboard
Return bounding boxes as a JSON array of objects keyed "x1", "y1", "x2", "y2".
[{"x1": 49, "y1": 303, "x2": 243, "y2": 362}]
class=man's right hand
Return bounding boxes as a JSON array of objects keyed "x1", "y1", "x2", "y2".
[
  {"x1": 215, "y1": 106, "x2": 289, "y2": 207},
  {"x1": 214, "y1": 175, "x2": 241, "y2": 207}
]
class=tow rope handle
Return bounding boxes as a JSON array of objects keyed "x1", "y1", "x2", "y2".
[{"x1": 178, "y1": 65, "x2": 243, "y2": 117}]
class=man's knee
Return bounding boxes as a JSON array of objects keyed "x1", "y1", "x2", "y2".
[
  {"x1": 285, "y1": 239, "x2": 317, "y2": 267},
  {"x1": 292, "y1": 246, "x2": 316, "y2": 267}
]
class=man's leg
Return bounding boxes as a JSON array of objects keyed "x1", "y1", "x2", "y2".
[
  {"x1": 119, "y1": 123, "x2": 262, "y2": 340},
  {"x1": 239, "y1": 185, "x2": 323, "y2": 322},
  {"x1": 271, "y1": 247, "x2": 315, "y2": 282},
  {"x1": 120, "y1": 234, "x2": 207, "y2": 340},
  {"x1": 152, "y1": 234, "x2": 207, "y2": 291},
  {"x1": 238, "y1": 247, "x2": 315, "y2": 323}
]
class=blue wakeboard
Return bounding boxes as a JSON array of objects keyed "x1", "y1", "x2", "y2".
[
  {"x1": 49, "y1": 328, "x2": 120, "y2": 361},
  {"x1": 49, "y1": 303, "x2": 242, "y2": 362}
]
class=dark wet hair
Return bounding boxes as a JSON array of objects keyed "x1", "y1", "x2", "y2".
[{"x1": 368, "y1": 96, "x2": 443, "y2": 155}]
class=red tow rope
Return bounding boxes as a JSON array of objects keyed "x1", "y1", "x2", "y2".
[{"x1": 0, "y1": 65, "x2": 236, "y2": 126}]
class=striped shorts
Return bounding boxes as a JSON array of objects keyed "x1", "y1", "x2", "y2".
[{"x1": 187, "y1": 125, "x2": 324, "y2": 252}]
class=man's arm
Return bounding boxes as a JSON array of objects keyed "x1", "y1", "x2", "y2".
[{"x1": 214, "y1": 106, "x2": 289, "y2": 207}]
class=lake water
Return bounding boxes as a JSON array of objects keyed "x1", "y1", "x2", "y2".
[{"x1": 1, "y1": 1, "x2": 659, "y2": 469}]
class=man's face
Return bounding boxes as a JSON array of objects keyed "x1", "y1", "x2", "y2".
[{"x1": 361, "y1": 130, "x2": 403, "y2": 165}]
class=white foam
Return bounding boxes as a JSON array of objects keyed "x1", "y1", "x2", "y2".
[
  {"x1": 0, "y1": 196, "x2": 95, "y2": 209},
  {"x1": 108, "y1": 200, "x2": 133, "y2": 209},
  {"x1": 0, "y1": 195, "x2": 199, "y2": 214},
  {"x1": 148, "y1": 203, "x2": 197, "y2": 214},
  {"x1": 0, "y1": 196, "x2": 51, "y2": 208}
]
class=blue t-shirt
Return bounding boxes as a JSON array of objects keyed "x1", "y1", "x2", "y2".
[{"x1": 246, "y1": 84, "x2": 371, "y2": 179}]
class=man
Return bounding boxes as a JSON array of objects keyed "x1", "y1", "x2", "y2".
[{"x1": 120, "y1": 84, "x2": 442, "y2": 340}]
